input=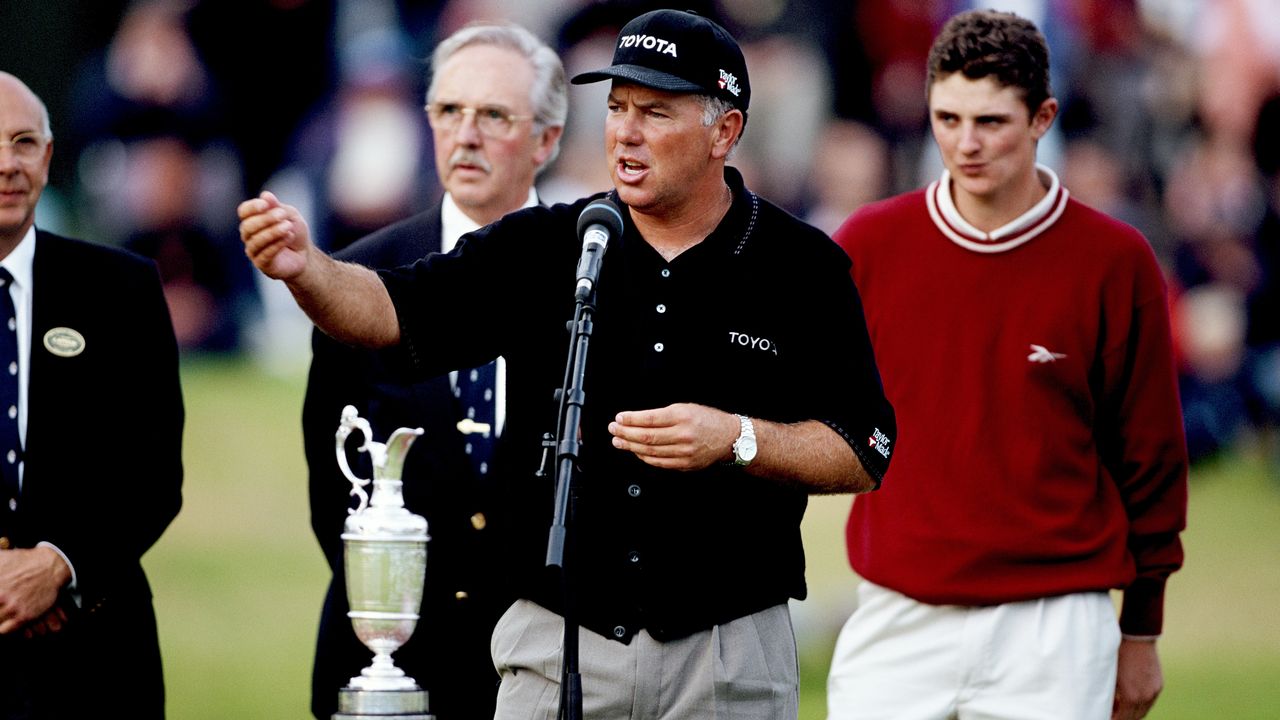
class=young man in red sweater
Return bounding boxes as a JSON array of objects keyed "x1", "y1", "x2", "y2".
[{"x1": 826, "y1": 10, "x2": 1187, "y2": 720}]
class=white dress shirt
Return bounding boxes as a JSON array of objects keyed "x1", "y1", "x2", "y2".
[
  {"x1": 1, "y1": 225, "x2": 36, "y2": 486},
  {"x1": 440, "y1": 188, "x2": 538, "y2": 438},
  {"x1": 3, "y1": 226, "x2": 79, "y2": 595}
]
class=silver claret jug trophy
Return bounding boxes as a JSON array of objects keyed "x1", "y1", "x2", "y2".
[{"x1": 333, "y1": 405, "x2": 433, "y2": 720}]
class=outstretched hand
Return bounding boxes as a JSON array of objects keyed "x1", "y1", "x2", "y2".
[
  {"x1": 608, "y1": 403, "x2": 737, "y2": 470},
  {"x1": 237, "y1": 191, "x2": 312, "y2": 281}
]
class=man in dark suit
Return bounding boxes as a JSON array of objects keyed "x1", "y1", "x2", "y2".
[
  {"x1": 0, "y1": 72, "x2": 184, "y2": 718},
  {"x1": 301, "y1": 24, "x2": 566, "y2": 720}
]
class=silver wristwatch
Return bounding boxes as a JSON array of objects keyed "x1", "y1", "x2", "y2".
[{"x1": 732, "y1": 414, "x2": 757, "y2": 466}]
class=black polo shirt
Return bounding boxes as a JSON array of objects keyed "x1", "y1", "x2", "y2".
[{"x1": 381, "y1": 168, "x2": 893, "y2": 643}]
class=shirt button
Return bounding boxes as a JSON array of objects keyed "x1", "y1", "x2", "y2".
[
  {"x1": 660, "y1": 269, "x2": 670, "y2": 278},
  {"x1": 627, "y1": 484, "x2": 641, "y2": 497},
  {"x1": 613, "y1": 625, "x2": 627, "y2": 639},
  {"x1": 653, "y1": 342, "x2": 664, "y2": 352},
  {"x1": 6, "y1": 450, "x2": 14, "y2": 464},
  {"x1": 7, "y1": 498, "x2": 14, "y2": 511}
]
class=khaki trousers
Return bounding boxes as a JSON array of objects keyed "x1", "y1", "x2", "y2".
[{"x1": 490, "y1": 599, "x2": 798, "y2": 720}]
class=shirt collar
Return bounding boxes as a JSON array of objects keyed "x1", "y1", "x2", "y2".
[
  {"x1": 680, "y1": 166, "x2": 760, "y2": 258},
  {"x1": 441, "y1": 189, "x2": 539, "y2": 254},
  {"x1": 618, "y1": 166, "x2": 760, "y2": 261},
  {"x1": 926, "y1": 164, "x2": 1069, "y2": 254},
  {"x1": 1, "y1": 225, "x2": 37, "y2": 290}
]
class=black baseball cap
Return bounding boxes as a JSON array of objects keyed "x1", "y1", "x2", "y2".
[{"x1": 571, "y1": 9, "x2": 750, "y2": 114}]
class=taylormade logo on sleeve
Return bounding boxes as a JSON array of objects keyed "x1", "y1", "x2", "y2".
[
  {"x1": 619, "y1": 34, "x2": 678, "y2": 57},
  {"x1": 869, "y1": 428, "x2": 892, "y2": 459}
]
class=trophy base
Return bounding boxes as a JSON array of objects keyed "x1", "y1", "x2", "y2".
[{"x1": 333, "y1": 687, "x2": 432, "y2": 719}]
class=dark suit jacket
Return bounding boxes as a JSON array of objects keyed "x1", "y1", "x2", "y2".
[
  {"x1": 302, "y1": 206, "x2": 515, "y2": 720},
  {"x1": 0, "y1": 230, "x2": 183, "y2": 718}
]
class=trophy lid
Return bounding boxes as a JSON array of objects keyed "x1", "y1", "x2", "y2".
[{"x1": 342, "y1": 502, "x2": 429, "y2": 541}]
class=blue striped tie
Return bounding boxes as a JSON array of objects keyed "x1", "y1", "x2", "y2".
[
  {"x1": 0, "y1": 268, "x2": 21, "y2": 529},
  {"x1": 455, "y1": 360, "x2": 497, "y2": 477}
]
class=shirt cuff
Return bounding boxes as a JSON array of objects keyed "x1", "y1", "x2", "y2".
[
  {"x1": 1119, "y1": 576, "x2": 1166, "y2": 636},
  {"x1": 35, "y1": 540, "x2": 81, "y2": 607},
  {"x1": 821, "y1": 419, "x2": 890, "y2": 489}
]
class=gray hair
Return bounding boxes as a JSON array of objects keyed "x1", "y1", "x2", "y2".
[
  {"x1": 699, "y1": 95, "x2": 741, "y2": 151},
  {"x1": 426, "y1": 23, "x2": 567, "y2": 168},
  {"x1": 35, "y1": 94, "x2": 52, "y2": 140}
]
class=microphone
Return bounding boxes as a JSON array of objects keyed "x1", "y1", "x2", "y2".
[{"x1": 574, "y1": 198, "x2": 624, "y2": 301}]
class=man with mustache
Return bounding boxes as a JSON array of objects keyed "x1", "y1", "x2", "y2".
[
  {"x1": 300, "y1": 23, "x2": 565, "y2": 720},
  {"x1": 244, "y1": 10, "x2": 893, "y2": 719}
]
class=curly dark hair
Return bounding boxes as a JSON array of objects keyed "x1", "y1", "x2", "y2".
[{"x1": 926, "y1": 10, "x2": 1052, "y2": 115}]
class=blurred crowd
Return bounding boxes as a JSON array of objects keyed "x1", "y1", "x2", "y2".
[{"x1": 3, "y1": 0, "x2": 1277, "y2": 464}]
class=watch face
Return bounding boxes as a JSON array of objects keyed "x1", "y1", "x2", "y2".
[{"x1": 736, "y1": 436, "x2": 757, "y2": 462}]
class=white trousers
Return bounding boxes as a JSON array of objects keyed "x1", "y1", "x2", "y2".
[
  {"x1": 826, "y1": 581, "x2": 1120, "y2": 720},
  {"x1": 490, "y1": 599, "x2": 798, "y2": 720}
]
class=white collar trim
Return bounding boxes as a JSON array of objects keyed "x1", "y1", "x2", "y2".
[
  {"x1": 441, "y1": 189, "x2": 539, "y2": 254},
  {"x1": 927, "y1": 164, "x2": 1068, "y2": 254},
  {"x1": 1, "y1": 225, "x2": 37, "y2": 288}
]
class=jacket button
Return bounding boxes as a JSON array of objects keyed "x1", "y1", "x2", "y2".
[{"x1": 612, "y1": 625, "x2": 626, "y2": 639}]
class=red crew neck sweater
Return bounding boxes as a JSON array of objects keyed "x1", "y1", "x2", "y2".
[{"x1": 836, "y1": 175, "x2": 1188, "y2": 636}]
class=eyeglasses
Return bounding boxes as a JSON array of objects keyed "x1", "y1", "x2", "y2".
[
  {"x1": 0, "y1": 132, "x2": 48, "y2": 163},
  {"x1": 426, "y1": 102, "x2": 531, "y2": 138}
]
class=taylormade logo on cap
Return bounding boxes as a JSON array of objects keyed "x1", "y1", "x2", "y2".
[
  {"x1": 619, "y1": 33, "x2": 678, "y2": 57},
  {"x1": 718, "y1": 69, "x2": 740, "y2": 97}
]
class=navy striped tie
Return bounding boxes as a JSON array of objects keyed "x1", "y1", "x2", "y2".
[
  {"x1": 0, "y1": 268, "x2": 21, "y2": 529},
  {"x1": 455, "y1": 360, "x2": 497, "y2": 477}
]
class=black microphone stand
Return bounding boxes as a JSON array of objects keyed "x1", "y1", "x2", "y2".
[{"x1": 543, "y1": 289, "x2": 597, "y2": 720}]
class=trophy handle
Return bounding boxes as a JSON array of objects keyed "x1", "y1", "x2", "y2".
[{"x1": 336, "y1": 405, "x2": 374, "y2": 515}]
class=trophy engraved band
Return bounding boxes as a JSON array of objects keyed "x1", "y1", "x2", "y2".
[{"x1": 333, "y1": 406, "x2": 434, "y2": 720}]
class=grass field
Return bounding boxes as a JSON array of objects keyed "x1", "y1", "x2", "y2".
[{"x1": 147, "y1": 356, "x2": 1280, "y2": 719}]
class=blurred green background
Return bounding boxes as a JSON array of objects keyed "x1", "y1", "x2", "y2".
[{"x1": 150, "y1": 356, "x2": 1280, "y2": 719}]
